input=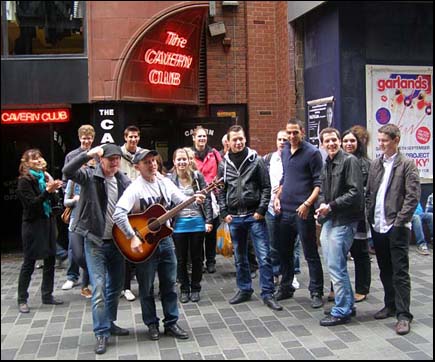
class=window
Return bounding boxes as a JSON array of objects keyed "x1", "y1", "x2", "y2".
[{"x1": 2, "y1": 1, "x2": 85, "y2": 56}]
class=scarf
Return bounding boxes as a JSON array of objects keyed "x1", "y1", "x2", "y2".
[
  {"x1": 29, "y1": 169, "x2": 51, "y2": 217},
  {"x1": 193, "y1": 145, "x2": 212, "y2": 161}
]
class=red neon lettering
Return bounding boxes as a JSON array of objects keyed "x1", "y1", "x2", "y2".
[
  {"x1": 149, "y1": 70, "x2": 181, "y2": 86},
  {"x1": 144, "y1": 49, "x2": 192, "y2": 69},
  {"x1": 165, "y1": 31, "x2": 187, "y2": 48},
  {"x1": 1, "y1": 109, "x2": 70, "y2": 124},
  {"x1": 377, "y1": 75, "x2": 430, "y2": 92}
]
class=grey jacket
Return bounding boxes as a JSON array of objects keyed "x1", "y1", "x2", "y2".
[
  {"x1": 366, "y1": 152, "x2": 420, "y2": 228},
  {"x1": 62, "y1": 152, "x2": 131, "y2": 245}
]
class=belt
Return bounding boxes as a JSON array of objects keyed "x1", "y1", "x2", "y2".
[{"x1": 102, "y1": 239, "x2": 112, "y2": 243}]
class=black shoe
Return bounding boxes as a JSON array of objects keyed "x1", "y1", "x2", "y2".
[
  {"x1": 374, "y1": 306, "x2": 396, "y2": 320},
  {"x1": 229, "y1": 291, "x2": 252, "y2": 305},
  {"x1": 320, "y1": 314, "x2": 351, "y2": 326},
  {"x1": 275, "y1": 289, "x2": 294, "y2": 301},
  {"x1": 263, "y1": 296, "x2": 283, "y2": 311},
  {"x1": 179, "y1": 292, "x2": 190, "y2": 303},
  {"x1": 164, "y1": 323, "x2": 189, "y2": 339},
  {"x1": 190, "y1": 291, "x2": 200, "y2": 303},
  {"x1": 42, "y1": 297, "x2": 64, "y2": 305},
  {"x1": 95, "y1": 336, "x2": 108, "y2": 354},
  {"x1": 311, "y1": 294, "x2": 323, "y2": 309},
  {"x1": 110, "y1": 323, "x2": 129, "y2": 336},
  {"x1": 324, "y1": 306, "x2": 356, "y2": 317},
  {"x1": 148, "y1": 324, "x2": 160, "y2": 340},
  {"x1": 207, "y1": 264, "x2": 216, "y2": 274}
]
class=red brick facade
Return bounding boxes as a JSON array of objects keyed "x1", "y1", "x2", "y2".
[{"x1": 87, "y1": 1, "x2": 294, "y2": 155}]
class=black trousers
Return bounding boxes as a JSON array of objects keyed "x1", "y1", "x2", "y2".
[
  {"x1": 18, "y1": 255, "x2": 56, "y2": 304},
  {"x1": 372, "y1": 226, "x2": 413, "y2": 321},
  {"x1": 350, "y1": 238, "x2": 371, "y2": 295},
  {"x1": 204, "y1": 217, "x2": 220, "y2": 266},
  {"x1": 173, "y1": 231, "x2": 205, "y2": 293}
]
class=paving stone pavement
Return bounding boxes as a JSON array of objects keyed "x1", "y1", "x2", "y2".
[{"x1": 1, "y1": 245, "x2": 433, "y2": 360}]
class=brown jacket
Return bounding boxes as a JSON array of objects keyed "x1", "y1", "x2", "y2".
[{"x1": 366, "y1": 152, "x2": 420, "y2": 228}]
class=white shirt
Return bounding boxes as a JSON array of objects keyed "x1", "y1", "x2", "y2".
[
  {"x1": 373, "y1": 153, "x2": 410, "y2": 233},
  {"x1": 267, "y1": 151, "x2": 282, "y2": 215}
]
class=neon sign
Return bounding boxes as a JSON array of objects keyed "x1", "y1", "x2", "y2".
[
  {"x1": 144, "y1": 31, "x2": 193, "y2": 87},
  {"x1": 1, "y1": 109, "x2": 71, "y2": 124}
]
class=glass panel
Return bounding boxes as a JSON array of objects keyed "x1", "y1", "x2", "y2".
[{"x1": 7, "y1": 1, "x2": 84, "y2": 55}]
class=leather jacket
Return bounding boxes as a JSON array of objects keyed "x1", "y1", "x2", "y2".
[
  {"x1": 318, "y1": 149, "x2": 364, "y2": 226},
  {"x1": 217, "y1": 147, "x2": 271, "y2": 218}
]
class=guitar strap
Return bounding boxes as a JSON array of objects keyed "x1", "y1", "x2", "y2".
[{"x1": 155, "y1": 179, "x2": 169, "y2": 209}]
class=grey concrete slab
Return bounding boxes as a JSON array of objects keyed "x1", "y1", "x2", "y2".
[{"x1": 1, "y1": 245, "x2": 433, "y2": 360}]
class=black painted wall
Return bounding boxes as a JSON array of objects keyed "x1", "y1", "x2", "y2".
[{"x1": 1, "y1": 58, "x2": 88, "y2": 105}]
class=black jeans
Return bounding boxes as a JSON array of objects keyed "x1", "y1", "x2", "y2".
[
  {"x1": 124, "y1": 261, "x2": 136, "y2": 290},
  {"x1": 350, "y1": 238, "x2": 371, "y2": 295},
  {"x1": 372, "y1": 226, "x2": 413, "y2": 321},
  {"x1": 18, "y1": 255, "x2": 56, "y2": 304},
  {"x1": 278, "y1": 211, "x2": 324, "y2": 296},
  {"x1": 204, "y1": 217, "x2": 220, "y2": 266},
  {"x1": 173, "y1": 231, "x2": 205, "y2": 293}
]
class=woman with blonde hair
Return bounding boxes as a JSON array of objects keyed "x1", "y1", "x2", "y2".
[
  {"x1": 16, "y1": 149, "x2": 64, "y2": 313},
  {"x1": 168, "y1": 148, "x2": 213, "y2": 303}
]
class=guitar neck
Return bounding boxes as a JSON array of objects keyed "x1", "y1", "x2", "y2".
[{"x1": 156, "y1": 195, "x2": 198, "y2": 225}]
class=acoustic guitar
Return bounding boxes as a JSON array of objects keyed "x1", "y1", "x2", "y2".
[{"x1": 112, "y1": 178, "x2": 223, "y2": 263}]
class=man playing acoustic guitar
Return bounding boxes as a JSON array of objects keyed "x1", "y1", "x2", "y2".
[{"x1": 113, "y1": 149, "x2": 206, "y2": 341}]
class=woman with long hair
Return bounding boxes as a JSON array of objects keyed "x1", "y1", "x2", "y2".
[
  {"x1": 16, "y1": 149, "x2": 64, "y2": 313},
  {"x1": 169, "y1": 148, "x2": 213, "y2": 303}
]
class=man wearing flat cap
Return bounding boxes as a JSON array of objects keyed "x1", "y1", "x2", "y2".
[
  {"x1": 63, "y1": 143, "x2": 131, "y2": 355},
  {"x1": 113, "y1": 148, "x2": 205, "y2": 342}
]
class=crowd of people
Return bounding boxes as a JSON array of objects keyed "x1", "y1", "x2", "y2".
[{"x1": 15, "y1": 120, "x2": 431, "y2": 354}]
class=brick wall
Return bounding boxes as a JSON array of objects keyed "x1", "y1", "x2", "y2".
[{"x1": 207, "y1": 1, "x2": 292, "y2": 155}]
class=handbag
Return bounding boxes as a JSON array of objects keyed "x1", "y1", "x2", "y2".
[
  {"x1": 61, "y1": 207, "x2": 72, "y2": 224},
  {"x1": 61, "y1": 181, "x2": 75, "y2": 225}
]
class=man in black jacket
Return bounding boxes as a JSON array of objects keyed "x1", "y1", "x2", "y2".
[
  {"x1": 217, "y1": 125, "x2": 282, "y2": 311},
  {"x1": 63, "y1": 143, "x2": 131, "y2": 355},
  {"x1": 315, "y1": 128, "x2": 364, "y2": 327}
]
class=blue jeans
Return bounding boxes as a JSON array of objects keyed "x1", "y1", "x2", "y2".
[
  {"x1": 228, "y1": 215, "x2": 275, "y2": 299},
  {"x1": 135, "y1": 237, "x2": 179, "y2": 327},
  {"x1": 412, "y1": 213, "x2": 433, "y2": 246},
  {"x1": 66, "y1": 233, "x2": 80, "y2": 283},
  {"x1": 84, "y1": 239, "x2": 125, "y2": 338},
  {"x1": 320, "y1": 220, "x2": 357, "y2": 318}
]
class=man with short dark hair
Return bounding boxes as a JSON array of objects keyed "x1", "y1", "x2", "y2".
[
  {"x1": 218, "y1": 125, "x2": 282, "y2": 311},
  {"x1": 366, "y1": 124, "x2": 420, "y2": 335},
  {"x1": 274, "y1": 119, "x2": 324, "y2": 308},
  {"x1": 316, "y1": 127, "x2": 364, "y2": 327}
]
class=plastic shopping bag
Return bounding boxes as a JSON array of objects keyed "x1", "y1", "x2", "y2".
[{"x1": 216, "y1": 222, "x2": 233, "y2": 258}]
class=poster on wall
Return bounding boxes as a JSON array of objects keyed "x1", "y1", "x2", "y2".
[
  {"x1": 366, "y1": 65, "x2": 433, "y2": 181},
  {"x1": 307, "y1": 96, "x2": 334, "y2": 149}
]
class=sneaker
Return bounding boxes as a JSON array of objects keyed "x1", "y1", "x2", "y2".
[
  {"x1": 311, "y1": 294, "x2": 323, "y2": 308},
  {"x1": 123, "y1": 289, "x2": 136, "y2": 301},
  {"x1": 61, "y1": 280, "x2": 79, "y2": 290},
  {"x1": 417, "y1": 244, "x2": 430, "y2": 255},
  {"x1": 80, "y1": 287, "x2": 92, "y2": 299},
  {"x1": 292, "y1": 276, "x2": 300, "y2": 289},
  {"x1": 35, "y1": 263, "x2": 44, "y2": 269}
]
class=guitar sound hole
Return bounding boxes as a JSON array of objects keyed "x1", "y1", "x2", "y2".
[{"x1": 148, "y1": 218, "x2": 161, "y2": 233}]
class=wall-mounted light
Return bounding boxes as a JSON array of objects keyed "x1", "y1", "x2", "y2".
[
  {"x1": 222, "y1": 1, "x2": 239, "y2": 6},
  {"x1": 222, "y1": 37, "x2": 232, "y2": 52}
]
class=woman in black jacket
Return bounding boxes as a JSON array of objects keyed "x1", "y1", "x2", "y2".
[{"x1": 16, "y1": 149, "x2": 64, "y2": 313}]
